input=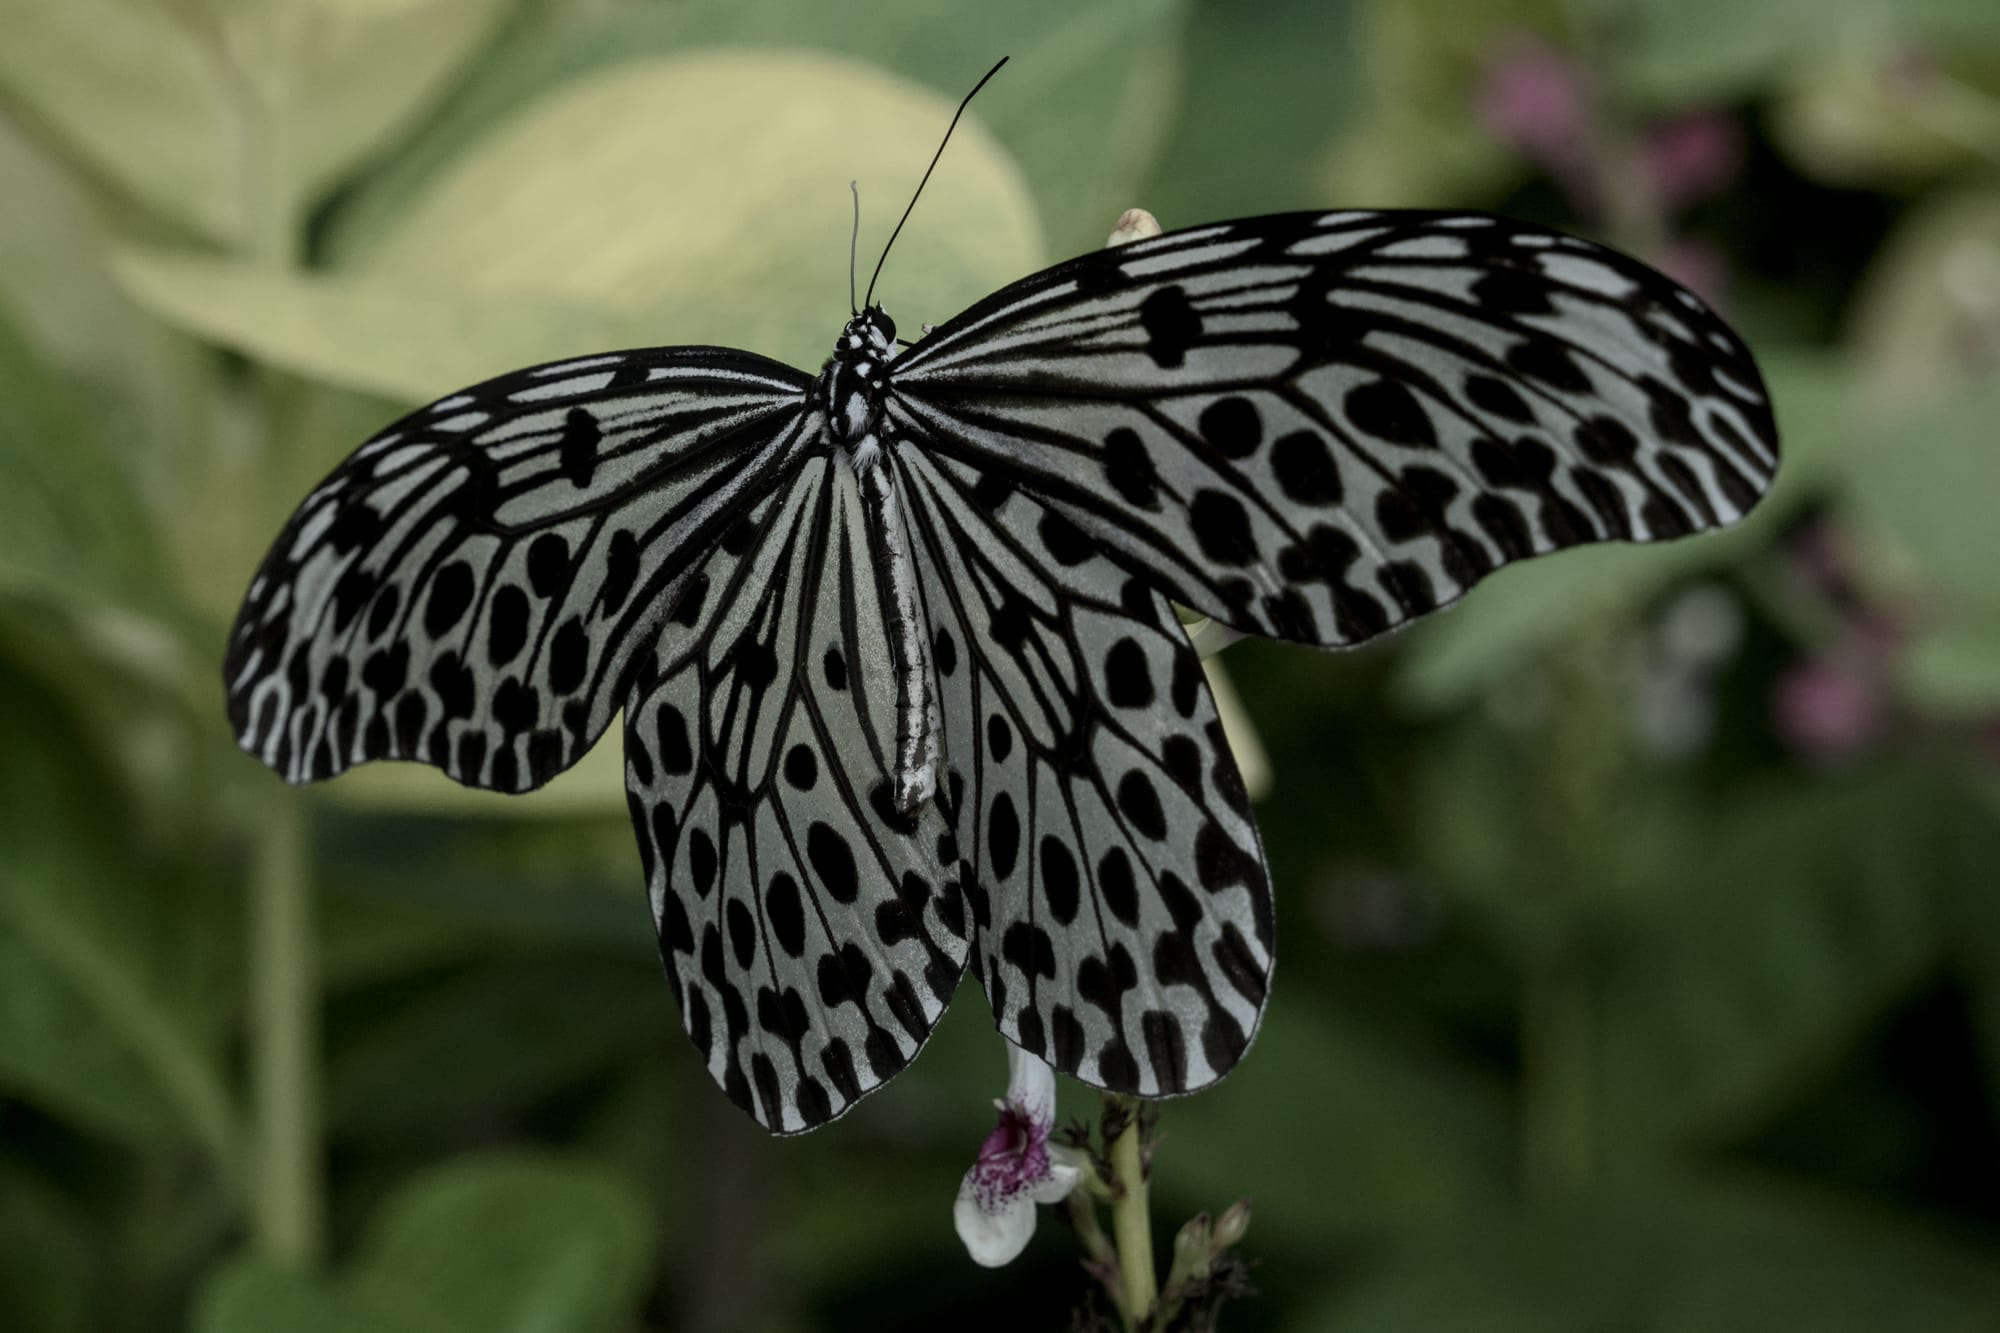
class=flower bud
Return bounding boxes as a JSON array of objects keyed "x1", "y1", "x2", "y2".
[
  {"x1": 1106, "y1": 208, "x2": 1163, "y2": 247},
  {"x1": 1213, "y1": 1198, "x2": 1253, "y2": 1250}
]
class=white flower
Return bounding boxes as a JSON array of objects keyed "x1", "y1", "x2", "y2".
[{"x1": 953, "y1": 1044, "x2": 1087, "y2": 1267}]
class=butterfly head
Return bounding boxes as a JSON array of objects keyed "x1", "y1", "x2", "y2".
[
  {"x1": 822, "y1": 305, "x2": 898, "y2": 443},
  {"x1": 844, "y1": 305, "x2": 898, "y2": 355}
]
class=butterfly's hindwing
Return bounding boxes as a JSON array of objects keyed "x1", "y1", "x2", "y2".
[
  {"x1": 625, "y1": 454, "x2": 971, "y2": 1133},
  {"x1": 888, "y1": 210, "x2": 1779, "y2": 648},
  {"x1": 894, "y1": 443, "x2": 1272, "y2": 1098},
  {"x1": 223, "y1": 348, "x2": 813, "y2": 792}
]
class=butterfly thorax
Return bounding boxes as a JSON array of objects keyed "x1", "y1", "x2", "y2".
[{"x1": 818, "y1": 306, "x2": 898, "y2": 461}]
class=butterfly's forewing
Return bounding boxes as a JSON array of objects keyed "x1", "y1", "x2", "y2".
[
  {"x1": 624, "y1": 454, "x2": 971, "y2": 1133},
  {"x1": 894, "y1": 442, "x2": 1271, "y2": 1099},
  {"x1": 887, "y1": 211, "x2": 1779, "y2": 647},
  {"x1": 225, "y1": 348, "x2": 813, "y2": 792}
]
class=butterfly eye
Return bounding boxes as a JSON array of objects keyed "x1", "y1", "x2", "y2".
[{"x1": 872, "y1": 309, "x2": 898, "y2": 344}]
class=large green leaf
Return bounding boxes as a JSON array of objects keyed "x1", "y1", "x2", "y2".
[
  {"x1": 1847, "y1": 189, "x2": 2000, "y2": 397},
  {"x1": 288, "y1": 0, "x2": 514, "y2": 206},
  {"x1": 0, "y1": 0, "x2": 506, "y2": 242},
  {"x1": 1291, "y1": 1177, "x2": 2000, "y2": 1333},
  {"x1": 351, "y1": 49, "x2": 1041, "y2": 372},
  {"x1": 327, "y1": 0, "x2": 1185, "y2": 262},
  {"x1": 108, "y1": 247, "x2": 634, "y2": 404},
  {"x1": 0, "y1": 117, "x2": 150, "y2": 383},
  {"x1": 0, "y1": 310, "x2": 167, "y2": 610},
  {"x1": 0, "y1": 0, "x2": 236, "y2": 238},
  {"x1": 0, "y1": 658, "x2": 237, "y2": 1157},
  {"x1": 112, "y1": 51, "x2": 1042, "y2": 394},
  {"x1": 196, "y1": 1154, "x2": 652, "y2": 1333},
  {"x1": 1843, "y1": 379, "x2": 2000, "y2": 620}
]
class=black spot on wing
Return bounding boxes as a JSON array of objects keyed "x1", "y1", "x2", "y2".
[
  {"x1": 1139, "y1": 285, "x2": 1199, "y2": 369},
  {"x1": 559, "y1": 408, "x2": 601, "y2": 488}
]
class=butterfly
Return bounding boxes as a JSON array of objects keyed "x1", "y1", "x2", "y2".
[{"x1": 223, "y1": 60, "x2": 1779, "y2": 1133}]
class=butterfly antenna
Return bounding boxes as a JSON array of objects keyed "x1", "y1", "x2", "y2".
[
  {"x1": 863, "y1": 56, "x2": 1008, "y2": 310},
  {"x1": 848, "y1": 180, "x2": 861, "y2": 316}
]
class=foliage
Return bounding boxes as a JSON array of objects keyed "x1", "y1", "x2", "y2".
[{"x1": 0, "y1": 0, "x2": 1996, "y2": 1329}]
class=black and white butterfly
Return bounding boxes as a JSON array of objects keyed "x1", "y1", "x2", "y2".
[{"x1": 223, "y1": 63, "x2": 1778, "y2": 1134}]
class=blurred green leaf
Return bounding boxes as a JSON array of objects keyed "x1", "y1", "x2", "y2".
[
  {"x1": 289, "y1": 0, "x2": 513, "y2": 206},
  {"x1": 0, "y1": 0, "x2": 238, "y2": 238},
  {"x1": 0, "y1": 311, "x2": 168, "y2": 610},
  {"x1": 325, "y1": 959, "x2": 667, "y2": 1135},
  {"x1": 1846, "y1": 189, "x2": 2000, "y2": 396},
  {"x1": 0, "y1": 0, "x2": 509, "y2": 242},
  {"x1": 1772, "y1": 52, "x2": 2000, "y2": 191},
  {"x1": 352, "y1": 1154, "x2": 652, "y2": 1333},
  {"x1": 1320, "y1": 0, "x2": 1563, "y2": 207},
  {"x1": 1602, "y1": 0, "x2": 2000, "y2": 104},
  {"x1": 198, "y1": 1154, "x2": 651, "y2": 1333},
  {"x1": 198, "y1": 1263, "x2": 431, "y2": 1333},
  {"x1": 1595, "y1": 771, "x2": 1951, "y2": 1158},
  {"x1": 1393, "y1": 352, "x2": 1847, "y2": 712},
  {"x1": 1394, "y1": 542, "x2": 1676, "y2": 715},
  {"x1": 1158, "y1": 1002, "x2": 1509, "y2": 1236},
  {"x1": 108, "y1": 245, "x2": 631, "y2": 402},
  {"x1": 0, "y1": 658, "x2": 236, "y2": 1156},
  {"x1": 0, "y1": 117, "x2": 150, "y2": 383},
  {"x1": 1410, "y1": 722, "x2": 1711, "y2": 952},
  {"x1": 1843, "y1": 381, "x2": 2000, "y2": 619},
  {"x1": 1139, "y1": 0, "x2": 1358, "y2": 221},
  {"x1": 1291, "y1": 1177, "x2": 2000, "y2": 1333},
  {"x1": 112, "y1": 51, "x2": 1043, "y2": 391},
  {"x1": 351, "y1": 49, "x2": 1041, "y2": 372},
  {"x1": 1900, "y1": 620, "x2": 2000, "y2": 713},
  {"x1": 0, "y1": 1165, "x2": 95, "y2": 1333},
  {"x1": 318, "y1": 819, "x2": 648, "y2": 988},
  {"x1": 328, "y1": 0, "x2": 1183, "y2": 262}
]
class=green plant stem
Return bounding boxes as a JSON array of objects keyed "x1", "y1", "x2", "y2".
[
  {"x1": 249, "y1": 794, "x2": 320, "y2": 1265},
  {"x1": 1106, "y1": 1097, "x2": 1157, "y2": 1325},
  {"x1": 191, "y1": 1, "x2": 323, "y2": 1264},
  {"x1": 1521, "y1": 625, "x2": 1621, "y2": 1197}
]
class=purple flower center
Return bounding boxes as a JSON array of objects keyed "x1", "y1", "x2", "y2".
[{"x1": 967, "y1": 1102, "x2": 1052, "y2": 1209}]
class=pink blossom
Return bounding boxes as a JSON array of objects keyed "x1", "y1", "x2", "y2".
[
  {"x1": 1476, "y1": 36, "x2": 1587, "y2": 171},
  {"x1": 1644, "y1": 112, "x2": 1743, "y2": 211},
  {"x1": 1773, "y1": 659, "x2": 1882, "y2": 762}
]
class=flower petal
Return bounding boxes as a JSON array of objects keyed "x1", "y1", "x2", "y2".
[
  {"x1": 954, "y1": 1169, "x2": 1039, "y2": 1267},
  {"x1": 1027, "y1": 1143, "x2": 1087, "y2": 1206},
  {"x1": 1004, "y1": 1043, "x2": 1057, "y2": 1127}
]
